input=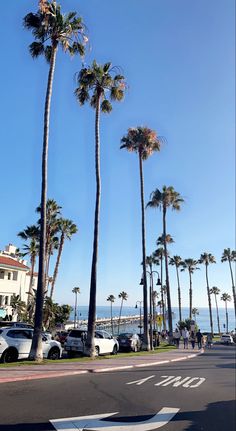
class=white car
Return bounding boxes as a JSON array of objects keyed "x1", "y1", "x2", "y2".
[
  {"x1": 65, "y1": 329, "x2": 119, "y2": 357},
  {"x1": 0, "y1": 327, "x2": 62, "y2": 363},
  {"x1": 220, "y1": 334, "x2": 234, "y2": 345}
]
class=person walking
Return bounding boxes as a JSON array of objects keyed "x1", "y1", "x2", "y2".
[
  {"x1": 196, "y1": 329, "x2": 203, "y2": 349},
  {"x1": 173, "y1": 327, "x2": 181, "y2": 348},
  {"x1": 182, "y1": 327, "x2": 189, "y2": 349},
  {"x1": 206, "y1": 333, "x2": 213, "y2": 348},
  {"x1": 190, "y1": 331, "x2": 196, "y2": 349}
]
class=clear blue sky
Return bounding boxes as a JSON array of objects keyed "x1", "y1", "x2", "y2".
[{"x1": 1, "y1": 0, "x2": 235, "y2": 308}]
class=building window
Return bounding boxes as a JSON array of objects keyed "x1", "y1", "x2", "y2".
[
  {"x1": 0, "y1": 271, "x2": 4, "y2": 279},
  {"x1": 13, "y1": 271, "x2": 18, "y2": 281},
  {"x1": 5, "y1": 296, "x2": 9, "y2": 305},
  {"x1": 8, "y1": 273, "x2": 11, "y2": 280}
]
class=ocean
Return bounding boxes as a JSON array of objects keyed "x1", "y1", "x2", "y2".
[{"x1": 69, "y1": 306, "x2": 235, "y2": 334}]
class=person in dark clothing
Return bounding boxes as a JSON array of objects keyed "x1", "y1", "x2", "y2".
[{"x1": 196, "y1": 329, "x2": 203, "y2": 349}]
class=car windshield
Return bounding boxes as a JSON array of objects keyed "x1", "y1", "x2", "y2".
[
  {"x1": 69, "y1": 330, "x2": 86, "y2": 338},
  {"x1": 119, "y1": 333, "x2": 133, "y2": 338}
]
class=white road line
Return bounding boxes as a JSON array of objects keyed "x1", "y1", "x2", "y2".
[
  {"x1": 155, "y1": 376, "x2": 175, "y2": 386},
  {"x1": 50, "y1": 407, "x2": 180, "y2": 430},
  {"x1": 135, "y1": 360, "x2": 170, "y2": 368},
  {"x1": 182, "y1": 377, "x2": 206, "y2": 388},
  {"x1": 170, "y1": 357, "x2": 188, "y2": 362},
  {"x1": 126, "y1": 375, "x2": 155, "y2": 385},
  {"x1": 94, "y1": 365, "x2": 134, "y2": 373}
]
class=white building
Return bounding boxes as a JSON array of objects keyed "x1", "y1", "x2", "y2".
[{"x1": 0, "y1": 244, "x2": 38, "y2": 319}]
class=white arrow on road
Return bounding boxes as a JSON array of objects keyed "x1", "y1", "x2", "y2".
[{"x1": 50, "y1": 407, "x2": 179, "y2": 431}]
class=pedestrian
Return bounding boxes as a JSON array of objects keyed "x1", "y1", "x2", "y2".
[
  {"x1": 182, "y1": 327, "x2": 189, "y2": 349},
  {"x1": 190, "y1": 331, "x2": 196, "y2": 349},
  {"x1": 196, "y1": 329, "x2": 203, "y2": 349},
  {"x1": 173, "y1": 328, "x2": 181, "y2": 348},
  {"x1": 206, "y1": 333, "x2": 213, "y2": 348}
]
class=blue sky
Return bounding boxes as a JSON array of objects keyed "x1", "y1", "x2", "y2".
[{"x1": 1, "y1": 0, "x2": 235, "y2": 309}]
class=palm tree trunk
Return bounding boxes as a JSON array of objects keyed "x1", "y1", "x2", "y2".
[
  {"x1": 228, "y1": 259, "x2": 236, "y2": 316},
  {"x1": 87, "y1": 94, "x2": 101, "y2": 357},
  {"x1": 28, "y1": 255, "x2": 36, "y2": 321},
  {"x1": 118, "y1": 298, "x2": 123, "y2": 335},
  {"x1": 163, "y1": 206, "x2": 173, "y2": 338},
  {"x1": 205, "y1": 265, "x2": 214, "y2": 335},
  {"x1": 160, "y1": 257, "x2": 165, "y2": 330},
  {"x1": 225, "y1": 301, "x2": 229, "y2": 333},
  {"x1": 29, "y1": 45, "x2": 57, "y2": 361},
  {"x1": 189, "y1": 271, "x2": 192, "y2": 319},
  {"x1": 110, "y1": 302, "x2": 113, "y2": 335},
  {"x1": 176, "y1": 265, "x2": 182, "y2": 322},
  {"x1": 50, "y1": 234, "x2": 64, "y2": 299},
  {"x1": 214, "y1": 294, "x2": 221, "y2": 334},
  {"x1": 138, "y1": 151, "x2": 150, "y2": 350}
]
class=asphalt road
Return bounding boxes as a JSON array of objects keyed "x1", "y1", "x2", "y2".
[{"x1": 0, "y1": 345, "x2": 235, "y2": 431}]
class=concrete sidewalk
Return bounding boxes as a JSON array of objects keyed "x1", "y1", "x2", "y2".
[{"x1": 0, "y1": 347, "x2": 204, "y2": 384}]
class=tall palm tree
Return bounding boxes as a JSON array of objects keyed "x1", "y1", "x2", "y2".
[
  {"x1": 107, "y1": 295, "x2": 115, "y2": 335},
  {"x1": 147, "y1": 186, "x2": 184, "y2": 338},
  {"x1": 221, "y1": 293, "x2": 231, "y2": 333},
  {"x1": 181, "y1": 259, "x2": 199, "y2": 319},
  {"x1": 221, "y1": 248, "x2": 236, "y2": 316},
  {"x1": 145, "y1": 254, "x2": 160, "y2": 344},
  {"x1": 75, "y1": 61, "x2": 125, "y2": 356},
  {"x1": 118, "y1": 291, "x2": 128, "y2": 335},
  {"x1": 192, "y1": 307, "x2": 199, "y2": 323},
  {"x1": 50, "y1": 219, "x2": 78, "y2": 299},
  {"x1": 169, "y1": 255, "x2": 183, "y2": 322},
  {"x1": 153, "y1": 247, "x2": 165, "y2": 329},
  {"x1": 121, "y1": 127, "x2": 162, "y2": 350},
  {"x1": 24, "y1": 1, "x2": 87, "y2": 361},
  {"x1": 199, "y1": 253, "x2": 216, "y2": 335},
  {"x1": 210, "y1": 286, "x2": 221, "y2": 334}
]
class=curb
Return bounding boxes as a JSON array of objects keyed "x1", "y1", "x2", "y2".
[{"x1": 0, "y1": 349, "x2": 204, "y2": 384}]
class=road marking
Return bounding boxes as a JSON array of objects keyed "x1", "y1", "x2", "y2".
[
  {"x1": 126, "y1": 375, "x2": 155, "y2": 385},
  {"x1": 50, "y1": 407, "x2": 180, "y2": 430},
  {"x1": 135, "y1": 360, "x2": 170, "y2": 368},
  {"x1": 182, "y1": 377, "x2": 206, "y2": 388},
  {"x1": 155, "y1": 375, "x2": 206, "y2": 388}
]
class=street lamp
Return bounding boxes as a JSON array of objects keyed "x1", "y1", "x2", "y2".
[
  {"x1": 135, "y1": 301, "x2": 143, "y2": 336},
  {"x1": 72, "y1": 287, "x2": 80, "y2": 328}
]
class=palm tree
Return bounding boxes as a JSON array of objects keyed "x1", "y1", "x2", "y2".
[
  {"x1": 192, "y1": 307, "x2": 199, "y2": 323},
  {"x1": 147, "y1": 186, "x2": 184, "y2": 338},
  {"x1": 24, "y1": 1, "x2": 87, "y2": 361},
  {"x1": 145, "y1": 254, "x2": 160, "y2": 346},
  {"x1": 121, "y1": 127, "x2": 162, "y2": 350},
  {"x1": 75, "y1": 61, "x2": 125, "y2": 357},
  {"x1": 10, "y1": 295, "x2": 26, "y2": 321},
  {"x1": 50, "y1": 219, "x2": 78, "y2": 299},
  {"x1": 18, "y1": 225, "x2": 40, "y2": 298},
  {"x1": 107, "y1": 295, "x2": 115, "y2": 335},
  {"x1": 153, "y1": 247, "x2": 165, "y2": 329},
  {"x1": 221, "y1": 248, "x2": 236, "y2": 316},
  {"x1": 209, "y1": 287, "x2": 221, "y2": 334},
  {"x1": 221, "y1": 293, "x2": 231, "y2": 333},
  {"x1": 199, "y1": 253, "x2": 216, "y2": 335},
  {"x1": 118, "y1": 291, "x2": 128, "y2": 335},
  {"x1": 72, "y1": 287, "x2": 80, "y2": 328},
  {"x1": 169, "y1": 255, "x2": 183, "y2": 322},
  {"x1": 181, "y1": 259, "x2": 199, "y2": 319}
]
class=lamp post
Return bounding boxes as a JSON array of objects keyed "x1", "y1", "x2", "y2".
[
  {"x1": 72, "y1": 287, "x2": 80, "y2": 328},
  {"x1": 135, "y1": 301, "x2": 143, "y2": 336},
  {"x1": 140, "y1": 271, "x2": 161, "y2": 349}
]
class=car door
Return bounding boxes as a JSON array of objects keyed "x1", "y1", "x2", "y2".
[
  {"x1": 98, "y1": 330, "x2": 114, "y2": 354},
  {"x1": 6, "y1": 329, "x2": 32, "y2": 359}
]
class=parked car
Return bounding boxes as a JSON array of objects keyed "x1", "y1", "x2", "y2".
[
  {"x1": 65, "y1": 329, "x2": 119, "y2": 357},
  {"x1": 117, "y1": 333, "x2": 141, "y2": 352},
  {"x1": 220, "y1": 334, "x2": 234, "y2": 345},
  {"x1": 0, "y1": 327, "x2": 62, "y2": 363}
]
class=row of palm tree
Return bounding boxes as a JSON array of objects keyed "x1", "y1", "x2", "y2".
[
  {"x1": 106, "y1": 292, "x2": 128, "y2": 335},
  {"x1": 17, "y1": 199, "x2": 77, "y2": 326},
  {"x1": 145, "y1": 248, "x2": 235, "y2": 336}
]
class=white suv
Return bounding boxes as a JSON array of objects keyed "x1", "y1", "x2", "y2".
[
  {"x1": 220, "y1": 334, "x2": 234, "y2": 345},
  {"x1": 65, "y1": 329, "x2": 119, "y2": 357},
  {"x1": 0, "y1": 327, "x2": 62, "y2": 363}
]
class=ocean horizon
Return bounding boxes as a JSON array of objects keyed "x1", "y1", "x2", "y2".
[{"x1": 69, "y1": 306, "x2": 235, "y2": 333}]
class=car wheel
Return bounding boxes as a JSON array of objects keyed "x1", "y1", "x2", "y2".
[
  {"x1": 47, "y1": 348, "x2": 60, "y2": 360},
  {"x1": 95, "y1": 346, "x2": 99, "y2": 357},
  {"x1": 112, "y1": 345, "x2": 118, "y2": 355},
  {"x1": 1, "y1": 348, "x2": 18, "y2": 363}
]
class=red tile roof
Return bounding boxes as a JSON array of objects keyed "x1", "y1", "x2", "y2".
[{"x1": 0, "y1": 256, "x2": 29, "y2": 270}]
